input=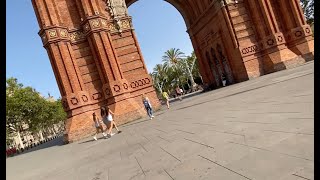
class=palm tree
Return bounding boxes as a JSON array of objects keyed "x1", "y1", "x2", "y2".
[
  {"x1": 300, "y1": 0, "x2": 314, "y2": 25},
  {"x1": 152, "y1": 64, "x2": 166, "y2": 94},
  {"x1": 162, "y1": 48, "x2": 185, "y2": 88},
  {"x1": 181, "y1": 51, "x2": 198, "y2": 91}
]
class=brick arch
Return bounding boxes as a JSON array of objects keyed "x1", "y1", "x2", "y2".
[
  {"x1": 31, "y1": 0, "x2": 313, "y2": 143},
  {"x1": 126, "y1": 0, "x2": 191, "y2": 27}
]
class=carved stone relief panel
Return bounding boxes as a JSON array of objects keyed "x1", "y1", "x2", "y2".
[{"x1": 106, "y1": 0, "x2": 128, "y2": 18}]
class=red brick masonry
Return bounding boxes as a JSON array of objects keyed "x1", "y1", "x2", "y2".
[{"x1": 32, "y1": 0, "x2": 313, "y2": 143}]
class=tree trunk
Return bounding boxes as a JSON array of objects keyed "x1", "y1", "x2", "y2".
[
  {"x1": 189, "y1": 74, "x2": 196, "y2": 88},
  {"x1": 39, "y1": 130, "x2": 44, "y2": 141},
  {"x1": 157, "y1": 82, "x2": 163, "y2": 94},
  {"x1": 17, "y1": 131, "x2": 24, "y2": 149},
  {"x1": 52, "y1": 126, "x2": 56, "y2": 135}
]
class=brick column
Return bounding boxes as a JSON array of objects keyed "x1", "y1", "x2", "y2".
[
  {"x1": 40, "y1": 28, "x2": 95, "y2": 141},
  {"x1": 32, "y1": 0, "x2": 96, "y2": 142},
  {"x1": 277, "y1": 0, "x2": 314, "y2": 61},
  {"x1": 246, "y1": 0, "x2": 300, "y2": 74},
  {"x1": 81, "y1": 16, "x2": 146, "y2": 124}
]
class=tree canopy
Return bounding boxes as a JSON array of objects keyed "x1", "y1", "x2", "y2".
[
  {"x1": 300, "y1": 0, "x2": 314, "y2": 24},
  {"x1": 152, "y1": 49, "x2": 201, "y2": 97},
  {"x1": 6, "y1": 77, "x2": 66, "y2": 144}
]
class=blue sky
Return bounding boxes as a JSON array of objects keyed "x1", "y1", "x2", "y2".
[{"x1": 6, "y1": 0, "x2": 194, "y2": 99}]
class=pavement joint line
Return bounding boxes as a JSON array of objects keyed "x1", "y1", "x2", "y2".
[
  {"x1": 208, "y1": 129, "x2": 244, "y2": 137},
  {"x1": 292, "y1": 94, "x2": 313, "y2": 97},
  {"x1": 158, "y1": 136, "x2": 171, "y2": 142},
  {"x1": 249, "y1": 112, "x2": 300, "y2": 114},
  {"x1": 272, "y1": 102, "x2": 312, "y2": 105},
  {"x1": 184, "y1": 138, "x2": 215, "y2": 149},
  {"x1": 292, "y1": 173, "x2": 311, "y2": 180},
  {"x1": 163, "y1": 169, "x2": 175, "y2": 180},
  {"x1": 287, "y1": 117, "x2": 313, "y2": 120},
  {"x1": 256, "y1": 101, "x2": 278, "y2": 103},
  {"x1": 263, "y1": 130, "x2": 314, "y2": 136},
  {"x1": 225, "y1": 109, "x2": 248, "y2": 111},
  {"x1": 134, "y1": 156, "x2": 146, "y2": 177},
  {"x1": 138, "y1": 143, "x2": 148, "y2": 152},
  {"x1": 176, "y1": 129, "x2": 195, "y2": 134},
  {"x1": 121, "y1": 119, "x2": 150, "y2": 128},
  {"x1": 228, "y1": 141, "x2": 313, "y2": 162},
  {"x1": 192, "y1": 122, "x2": 216, "y2": 126},
  {"x1": 166, "y1": 119, "x2": 181, "y2": 123},
  {"x1": 227, "y1": 121, "x2": 278, "y2": 124},
  {"x1": 141, "y1": 134, "x2": 150, "y2": 141},
  {"x1": 154, "y1": 128, "x2": 168, "y2": 133},
  {"x1": 170, "y1": 123, "x2": 182, "y2": 126},
  {"x1": 267, "y1": 112, "x2": 300, "y2": 114},
  {"x1": 198, "y1": 155, "x2": 252, "y2": 180},
  {"x1": 158, "y1": 146, "x2": 181, "y2": 162},
  {"x1": 176, "y1": 72, "x2": 313, "y2": 111}
]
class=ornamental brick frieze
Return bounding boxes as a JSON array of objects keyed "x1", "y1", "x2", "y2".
[
  {"x1": 102, "y1": 79, "x2": 131, "y2": 99},
  {"x1": 128, "y1": 74, "x2": 153, "y2": 92},
  {"x1": 259, "y1": 33, "x2": 286, "y2": 51},
  {"x1": 81, "y1": 17, "x2": 132, "y2": 35},
  {"x1": 91, "y1": 91, "x2": 104, "y2": 101},
  {"x1": 39, "y1": 18, "x2": 133, "y2": 45},
  {"x1": 239, "y1": 44, "x2": 260, "y2": 57},
  {"x1": 39, "y1": 27, "x2": 69, "y2": 46},
  {"x1": 69, "y1": 30, "x2": 86, "y2": 44},
  {"x1": 286, "y1": 25, "x2": 313, "y2": 43},
  {"x1": 61, "y1": 91, "x2": 91, "y2": 111}
]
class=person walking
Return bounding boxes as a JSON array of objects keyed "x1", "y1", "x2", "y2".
[
  {"x1": 176, "y1": 87, "x2": 182, "y2": 100},
  {"x1": 92, "y1": 112, "x2": 106, "y2": 141},
  {"x1": 100, "y1": 106, "x2": 122, "y2": 138},
  {"x1": 162, "y1": 91, "x2": 170, "y2": 109},
  {"x1": 142, "y1": 94, "x2": 155, "y2": 119},
  {"x1": 221, "y1": 73, "x2": 227, "y2": 87}
]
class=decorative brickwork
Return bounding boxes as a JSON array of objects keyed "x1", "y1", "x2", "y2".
[{"x1": 32, "y1": 0, "x2": 313, "y2": 143}]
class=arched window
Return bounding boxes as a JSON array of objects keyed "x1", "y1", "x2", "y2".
[
  {"x1": 206, "y1": 51, "x2": 215, "y2": 72},
  {"x1": 210, "y1": 48, "x2": 219, "y2": 65},
  {"x1": 205, "y1": 51, "x2": 211, "y2": 64},
  {"x1": 216, "y1": 44, "x2": 226, "y2": 62}
]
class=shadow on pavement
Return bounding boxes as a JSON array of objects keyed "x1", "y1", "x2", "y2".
[{"x1": 17, "y1": 136, "x2": 64, "y2": 155}]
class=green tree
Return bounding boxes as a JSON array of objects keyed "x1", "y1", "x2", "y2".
[
  {"x1": 6, "y1": 78, "x2": 43, "y2": 147},
  {"x1": 152, "y1": 50, "x2": 201, "y2": 96},
  {"x1": 180, "y1": 51, "x2": 198, "y2": 91},
  {"x1": 6, "y1": 77, "x2": 66, "y2": 147},
  {"x1": 300, "y1": 0, "x2": 314, "y2": 24},
  {"x1": 162, "y1": 48, "x2": 185, "y2": 88}
]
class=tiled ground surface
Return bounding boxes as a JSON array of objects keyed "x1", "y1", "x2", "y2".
[{"x1": 6, "y1": 62, "x2": 314, "y2": 180}]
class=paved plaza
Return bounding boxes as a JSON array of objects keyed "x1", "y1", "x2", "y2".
[{"x1": 6, "y1": 62, "x2": 314, "y2": 180}]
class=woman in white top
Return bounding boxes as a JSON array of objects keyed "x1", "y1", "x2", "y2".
[{"x1": 100, "y1": 106, "x2": 122, "y2": 138}]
